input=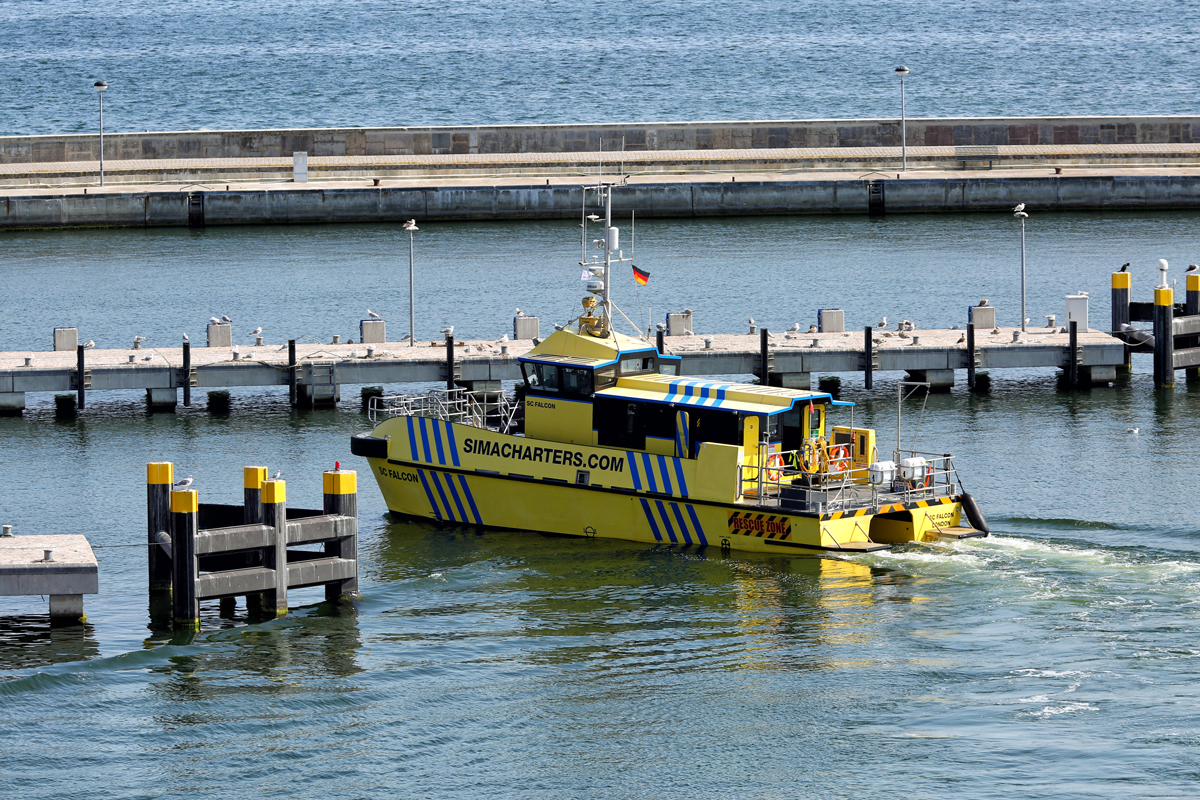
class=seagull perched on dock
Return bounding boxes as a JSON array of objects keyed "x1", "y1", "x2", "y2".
[
  {"x1": 182, "y1": 333, "x2": 189, "y2": 342},
  {"x1": 367, "y1": 309, "x2": 382, "y2": 319},
  {"x1": 249, "y1": 327, "x2": 262, "y2": 336},
  {"x1": 876, "y1": 316, "x2": 887, "y2": 329},
  {"x1": 516, "y1": 308, "x2": 525, "y2": 317},
  {"x1": 787, "y1": 323, "x2": 800, "y2": 332},
  {"x1": 349, "y1": 350, "x2": 359, "y2": 358},
  {"x1": 210, "y1": 317, "x2": 220, "y2": 325},
  {"x1": 957, "y1": 334, "x2": 966, "y2": 344},
  {"x1": 400, "y1": 333, "x2": 412, "y2": 341},
  {"x1": 174, "y1": 475, "x2": 194, "y2": 489},
  {"x1": 992, "y1": 327, "x2": 1001, "y2": 335},
  {"x1": 498, "y1": 333, "x2": 509, "y2": 343},
  {"x1": 1120, "y1": 263, "x2": 1130, "y2": 272},
  {"x1": 440, "y1": 326, "x2": 455, "y2": 336},
  {"x1": 83, "y1": 340, "x2": 95, "y2": 348},
  {"x1": 1012, "y1": 203, "x2": 1025, "y2": 213},
  {"x1": 133, "y1": 335, "x2": 148, "y2": 345},
  {"x1": 271, "y1": 470, "x2": 282, "y2": 481},
  {"x1": 221, "y1": 315, "x2": 232, "y2": 323},
  {"x1": 1188, "y1": 264, "x2": 1199, "y2": 273},
  {"x1": 977, "y1": 299, "x2": 989, "y2": 307},
  {"x1": 142, "y1": 355, "x2": 153, "y2": 361},
  {"x1": 807, "y1": 324, "x2": 818, "y2": 334},
  {"x1": 748, "y1": 316, "x2": 755, "y2": 326}
]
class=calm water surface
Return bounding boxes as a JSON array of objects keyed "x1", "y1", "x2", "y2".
[
  {"x1": 2, "y1": 213, "x2": 1200, "y2": 797},
  {"x1": 1, "y1": 0, "x2": 1199, "y2": 135}
]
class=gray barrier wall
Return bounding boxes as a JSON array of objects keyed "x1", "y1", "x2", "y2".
[
  {"x1": 3, "y1": 116, "x2": 1198, "y2": 164},
  {"x1": 5, "y1": 175, "x2": 1200, "y2": 230}
]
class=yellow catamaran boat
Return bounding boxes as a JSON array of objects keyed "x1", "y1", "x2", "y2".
[{"x1": 352, "y1": 182, "x2": 989, "y2": 554}]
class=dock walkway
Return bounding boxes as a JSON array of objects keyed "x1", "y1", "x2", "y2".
[{"x1": 0, "y1": 326, "x2": 1124, "y2": 413}]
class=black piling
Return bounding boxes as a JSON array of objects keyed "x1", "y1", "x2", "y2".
[
  {"x1": 1153, "y1": 286, "x2": 1175, "y2": 388},
  {"x1": 288, "y1": 339, "x2": 298, "y2": 406},
  {"x1": 656, "y1": 329, "x2": 665, "y2": 355},
  {"x1": 446, "y1": 332, "x2": 456, "y2": 390},
  {"x1": 262, "y1": 480, "x2": 288, "y2": 618},
  {"x1": 76, "y1": 344, "x2": 86, "y2": 410},
  {"x1": 147, "y1": 462, "x2": 174, "y2": 595},
  {"x1": 206, "y1": 390, "x2": 231, "y2": 414},
  {"x1": 360, "y1": 386, "x2": 383, "y2": 410},
  {"x1": 170, "y1": 489, "x2": 200, "y2": 630},
  {"x1": 323, "y1": 470, "x2": 359, "y2": 602},
  {"x1": 863, "y1": 326, "x2": 873, "y2": 390},
  {"x1": 759, "y1": 328, "x2": 770, "y2": 385},
  {"x1": 54, "y1": 394, "x2": 76, "y2": 419},
  {"x1": 243, "y1": 466, "x2": 265, "y2": 525},
  {"x1": 966, "y1": 322, "x2": 977, "y2": 390},
  {"x1": 1112, "y1": 270, "x2": 1132, "y2": 371},
  {"x1": 182, "y1": 340, "x2": 191, "y2": 407}
]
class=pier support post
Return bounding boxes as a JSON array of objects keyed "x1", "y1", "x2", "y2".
[
  {"x1": 759, "y1": 328, "x2": 771, "y2": 385},
  {"x1": 170, "y1": 489, "x2": 200, "y2": 630},
  {"x1": 966, "y1": 322, "x2": 977, "y2": 390},
  {"x1": 262, "y1": 480, "x2": 288, "y2": 617},
  {"x1": 288, "y1": 339, "x2": 297, "y2": 406},
  {"x1": 863, "y1": 326, "x2": 873, "y2": 390},
  {"x1": 76, "y1": 344, "x2": 86, "y2": 410},
  {"x1": 1112, "y1": 270, "x2": 1132, "y2": 371},
  {"x1": 1068, "y1": 320, "x2": 1080, "y2": 387},
  {"x1": 147, "y1": 462, "x2": 174, "y2": 595},
  {"x1": 906, "y1": 369, "x2": 954, "y2": 391},
  {"x1": 182, "y1": 340, "x2": 191, "y2": 407},
  {"x1": 323, "y1": 469, "x2": 359, "y2": 602},
  {"x1": 446, "y1": 332, "x2": 456, "y2": 390},
  {"x1": 146, "y1": 388, "x2": 178, "y2": 411},
  {"x1": 1153, "y1": 286, "x2": 1175, "y2": 388},
  {"x1": 0, "y1": 392, "x2": 25, "y2": 415}
]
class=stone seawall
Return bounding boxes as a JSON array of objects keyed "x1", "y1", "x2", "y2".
[
  {"x1": 5, "y1": 175, "x2": 1200, "y2": 230},
  {"x1": 3, "y1": 116, "x2": 1199, "y2": 164}
]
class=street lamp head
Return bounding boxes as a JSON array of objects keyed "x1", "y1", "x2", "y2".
[
  {"x1": 894, "y1": 66, "x2": 910, "y2": 78},
  {"x1": 1014, "y1": 211, "x2": 1028, "y2": 218},
  {"x1": 403, "y1": 218, "x2": 419, "y2": 232},
  {"x1": 93, "y1": 80, "x2": 108, "y2": 92}
]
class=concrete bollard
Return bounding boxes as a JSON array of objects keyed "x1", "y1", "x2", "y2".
[
  {"x1": 170, "y1": 488, "x2": 200, "y2": 630},
  {"x1": 332, "y1": 334, "x2": 341, "y2": 344},
  {"x1": 322, "y1": 469, "x2": 359, "y2": 602},
  {"x1": 147, "y1": 462, "x2": 174, "y2": 594},
  {"x1": 261, "y1": 480, "x2": 288, "y2": 617}
]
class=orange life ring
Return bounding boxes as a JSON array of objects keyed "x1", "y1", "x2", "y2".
[
  {"x1": 766, "y1": 453, "x2": 786, "y2": 482},
  {"x1": 827, "y1": 444, "x2": 851, "y2": 474}
]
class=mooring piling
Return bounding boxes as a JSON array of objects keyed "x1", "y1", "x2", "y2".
[
  {"x1": 170, "y1": 488, "x2": 200, "y2": 630},
  {"x1": 322, "y1": 469, "x2": 359, "y2": 602},
  {"x1": 863, "y1": 326, "x2": 874, "y2": 389},
  {"x1": 262, "y1": 479, "x2": 288, "y2": 617},
  {"x1": 147, "y1": 462, "x2": 173, "y2": 595},
  {"x1": 182, "y1": 339, "x2": 192, "y2": 406},
  {"x1": 288, "y1": 339, "x2": 297, "y2": 405},
  {"x1": 243, "y1": 466, "x2": 266, "y2": 524},
  {"x1": 1153, "y1": 285, "x2": 1175, "y2": 388},
  {"x1": 1112, "y1": 269, "x2": 1132, "y2": 371},
  {"x1": 76, "y1": 343, "x2": 86, "y2": 409}
]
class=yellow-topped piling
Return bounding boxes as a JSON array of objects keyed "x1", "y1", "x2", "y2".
[
  {"x1": 262, "y1": 479, "x2": 286, "y2": 505},
  {"x1": 1112, "y1": 271, "x2": 1131, "y2": 290},
  {"x1": 244, "y1": 466, "x2": 268, "y2": 489},
  {"x1": 170, "y1": 489, "x2": 198, "y2": 514},
  {"x1": 1155, "y1": 287, "x2": 1174, "y2": 306},
  {"x1": 1188, "y1": 273, "x2": 1200, "y2": 293},
  {"x1": 323, "y1": 470, "x2": 357, "y2": 495},
  {"x1": 147, "y1": 462, "x2": 174, "y2": 485}
]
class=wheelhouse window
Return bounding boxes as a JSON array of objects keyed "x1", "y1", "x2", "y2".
[
  {"x1": 561, "y1": 367, "x2": 593, "y2": 396},
  {"x1": 618, "y1": 354, "x2": 656, "y2": 377},
  {"x1": 523, "y1": 362, "x2": 593, "y2": 397},
  {"x1": 595, "y1": 366, "x2": 617, "y2": 390}
]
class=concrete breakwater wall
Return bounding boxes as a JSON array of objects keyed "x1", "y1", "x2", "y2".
[
  {"x1": 5, "y1": 175, "x2": 1200, "y2": 230},
  {"x1": 3, "y1": 116, "x2": 1199, "y2": 164}
]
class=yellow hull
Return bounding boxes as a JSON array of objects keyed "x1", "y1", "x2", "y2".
[{"x1": 358, "y1": 417, "x2": 970, "y2": 555}]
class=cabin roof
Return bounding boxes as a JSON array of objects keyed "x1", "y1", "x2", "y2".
[{"x1": 595, "y1": 374, "x2": 853, "y2": 413}]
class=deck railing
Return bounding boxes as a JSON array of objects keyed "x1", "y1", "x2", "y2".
[{"x1": 368, "y1": 387, "x2": 516, "y2": 431}]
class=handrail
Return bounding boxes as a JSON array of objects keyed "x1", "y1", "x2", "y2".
[{"x1": 368, "y1": 387, "x2": 515, "y2": 430}]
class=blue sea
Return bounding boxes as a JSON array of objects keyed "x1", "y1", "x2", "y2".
[{"x1": 3, "y1": 3, "x2": 1200, "y2": 798}]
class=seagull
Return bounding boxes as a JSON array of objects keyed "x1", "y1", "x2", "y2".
[
  {"x1": 367, "y1": 309, "x2": 382, "y2": 319},
  {"x1": 1188, "y1": 264, "x2": 1199, "y2": 273},
  {"x1": 876, "y1": 316, "x2": 887, "y2": 328},
  {"x1": 957, "y1": 334, "x2": 966, "y2": 344},
  {"x1": 882, "y1": 331, "x2": 894, "y2": 338},
  {"x1": 748, "y1": 316, "x2": 755, "y2": 325},
  {"x1": 554, "y1": 324, "x2": 565, "y2": 331},
  {"x1": 977, "y1": 299, "x2": 989, "y2": 307},
  {"x1": 1024, "y1": 318, "x2": 1031, "y2": 327},
  {"x1": 183, "y1": 333, "x2": 189, "y2": 342},
  {"x1": 249, "y1": 327, "x2": 262, "y2": 336},
  {"x1": 684, "y1": 308, "x2": 693, "y2": 315},
  {"x1": 349, "y1": 350, "x2": 359, "y2": 358},
  {"x1": 440, "y1": 325, "x2": 455, "y2": 336},
  {"x1": 516, "y1": 308, "x2": 525, "y2": 317},
  {"x1": 1013, "y1": 203, "x2": 1025, "y2": 213},
  {"x1": 83, "y1": 340, "x2": 95, "y2": 348},
  {"x1": 656, "y1": 322, "x2": 667, "y2": 331},
  {"x1": 221, "y1": 315, "x2": 232, "y2": 323},
  {"x1": 174, "y1": 475, "x2": 194, "y2": 489},
  {"x1": 142, "y1": 355, "x2": 153, "y2": 361},
  {"x1": 498, "y1": 333, "x2": 509, "y2": 342},
  {"x1": 210, "y1": 317, "x2": 220, "y2": 325},
  {"x1": 403, "y1": 219, "x2": 418, "y2": 231},
  {"x1": 807, "y1": 324, "x2": 818, "y2": 334},
  {"x1": 400, "y1": 333, "x2": 412, "y2": 341},
  {"x1": 133, "y1": 335, "x2": 148, "y2": 344},
  {"x1": 244, "y1": 351, "x2": 253, "y2": 359},
  {"x1": 271, "y1": 470, "x2": 281, "y2": 481},
  {"x1": 992, "y1": 327, "x2": 1001, "y2": 335},
  {"x1": 872, "y1": 337, "x2": 883, "y2": 344},
  {"x1": 1120, "y1": 263, "x2": 1130, "y2": 272},
  {"x1": 1127, "y1": 427, "x2": 1139, "y2": 435},
  {"x1": 899, "y1": 331, "x2": 909, "y2": 339},
  {"x1": 902, "y1": 320, "x2": 913, "y2": 331}
]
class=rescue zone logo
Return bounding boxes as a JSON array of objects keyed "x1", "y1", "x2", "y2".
[
  {"x1": 463, "y1": 438, "x2": 625, "y2": 472},
  {"x1": 728, "y1": 512, "x2": 791, "y2": 537}
]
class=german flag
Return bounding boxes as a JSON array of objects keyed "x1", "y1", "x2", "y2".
[{"x1": 632, "y1": 264, "x2": 650, "y2": 286}]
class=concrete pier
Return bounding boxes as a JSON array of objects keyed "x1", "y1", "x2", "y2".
[
  {"x1": 0, "y1": 535, "x2": 99, "y2": 624},
  {"x1": 0, "y1": 325, "x2": 1125, "y2": 412}
]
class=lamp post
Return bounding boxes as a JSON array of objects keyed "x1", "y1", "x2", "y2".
[
  {"x1": 93, "y1": 81, "x2": 108, "y2": 187},
  {"x1": 894, "y1": 66, "x2": 909, "y2": 172},
  {"x1": 403, "y1": 219, "x2": 419, "y2": 346},
  {"x1": 1014, "y1": 207, "x2": 1029, "y2": 332}
]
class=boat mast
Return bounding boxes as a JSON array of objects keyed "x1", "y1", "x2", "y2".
[{"x1": 603, "y1": 184, "x2": 613, "y2": 333}]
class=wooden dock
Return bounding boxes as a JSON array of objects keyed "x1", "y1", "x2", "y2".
[{"x1": 0, "y1": 323, "x2": 1126, "y2": 414}]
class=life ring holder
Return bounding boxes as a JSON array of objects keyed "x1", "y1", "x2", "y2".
[
  {"x1": 766, "y1": 453, "x2": 786, "y2": 482},
  {"x1": 799, "y1": 438, "x2": 822, "y2": 473},
  {"x1": 827, "y1": 443, "x2": 851, "y2": 474}
]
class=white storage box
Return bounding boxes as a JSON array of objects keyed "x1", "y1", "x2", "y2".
[
  {"x1": 899, "y1": 456, "x2": 928, "y2": 481},
  {"x1": 868, "y1": 460, "x2": 897, "y2": 485}
]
